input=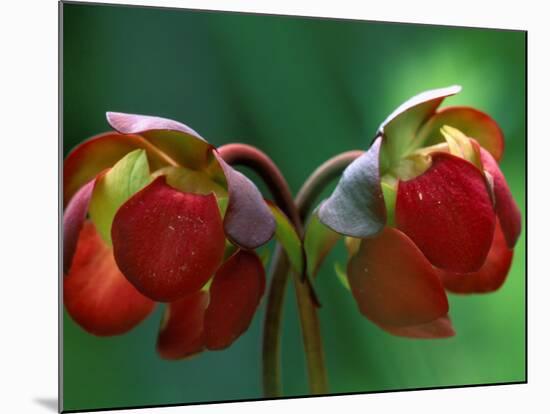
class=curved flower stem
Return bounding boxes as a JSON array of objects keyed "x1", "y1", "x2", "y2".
[
  {"x1": 217, "y1": 144, "x2": 362, "y2": 397},
  {"x1": 216, "y1": 144, "x2": 300, "y2": 227},
  {"x1": 295, "y1": 151, "x2": 365, "y2": 219}
]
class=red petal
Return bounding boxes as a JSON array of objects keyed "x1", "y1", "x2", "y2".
[
  {"x1": 111, "y1": 177, "x2": 225, "y2": 302},
  {"x1": 480, "y1": 148, "x2": 522, "y2": 248},
  {"x1": 63, "y1": 132, "x2": 170, "y2": 207},
  {"x1": 64, "y1": 222, "x2": 155, "y2": 336},
  {"x1": 417, "y1": 106, "x2": 505, "y2": 161},
  {"x1": 63, "y1": 178, "x2": 96, "y2": 273},
  {"x1": 347, "y1": 228, "x2": 448, "y2": 327},
  {"x1": 396, "y1": 152, "x2": 496, "y2": 273},
  {"x1": 380, "y1": 315, "x2": 455, "y2": 339},
  {"x1": 204, "y1": 251, "x2": 265, "y2": 350},
  {"x1": 440, "y1": 221, "x2": 513, "y2": 294},
  {"x1": 156, "y1": 291, "x2": 208, "y2": 360}
]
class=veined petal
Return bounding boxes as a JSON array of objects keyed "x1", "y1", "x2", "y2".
[
  {"x1": 156, "y1": 291, "x2": 208, "y2": 360},
  {"x1": 63, "y1": 178, "x2": 96, "y2": 274},
  {"x1": 318, "y1": 138, "x2": 386, "y2": 238},
  {"x1": 204, "y1": 251, "x2": 265, "y2": 350},
  {"x1": 396, "y1": 152, "x2": 496, "y2": 273},
  {"x1": 106, "y1": 112, "x2": 214, "y2": 171},
  {"x1": 111, "y1": 177, "x2": 226, "y2": 302},
  {"x1": 480, "y1": 148, "x2": 522, "y2": 248},
  {"x1": 347, "y1": 228, "x2": 448, "y2": 327},
  {"x1": 380, "y1": 315, "x2": 455, "y2": 339},
  {"x1": 64, "y1": 222, "x2": 155, "y2": 336},
  {"x1": 63, "y1": 132, "x2": 171, "y2": 207},
  {"x1": 440, "y1": 220, "x2": 513, "y2": 294},
  {"x1": 380, "y1": 85, "x2": 461, "y2": 169},
  {"x1": 417, "y1": 106, "x2": 505, "y2": 161},
  {"x1": 213, "y1": 152, "x2": 276, "y2": 249}
]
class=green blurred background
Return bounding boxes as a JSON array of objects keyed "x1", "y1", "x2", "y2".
[{"x1": 62, "y1": 2, "x2": 526, "y2": 411}]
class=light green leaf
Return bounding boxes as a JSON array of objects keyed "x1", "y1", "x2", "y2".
[
  {"x1": 334, "y1": 261, "x2": 350, "y2": 291},
  {"x1": 304, "y1": 212, "x2": 341, "y2": 278},
  {"x1": 89, "y1": 149, "x2": 151, "y2": 245},
  {"x1": 267, "y1": 203, "x2": 303, "y2": 274}
]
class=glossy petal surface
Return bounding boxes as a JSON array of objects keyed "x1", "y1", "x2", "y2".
[
  {"x1": 381, "y1": 316, "x2": 455, "y2": 339},
  {"x1": 319, "y1": 138, "x2": 386, "y2": 238},
  {"x1": 480, "y1": 148, "x2": 522, "y2": 248},
  {"x1": 440, "y1": 221, "x2": 513, "y2": 294},
  {"x1": 156, "y1": 291, "x2": 208, "y2": 360},
  {"x1": 214, "y1": 152, "x2": 275, "y2": 249},
  {"x1": 64, "y1": 222, "x2": 155, "y2": 336},
  {"x1": 347, "y1": 228, "x2": 448, "y2": 327},
  {"x1": 111, "y1": 177, "x2": 225, "y2": 302},
  {"x1": 396, "y1": 152, "x2": 495, "y2": 273},
  {"x1": 417, "y1": 106, "x2": 504, "y2": 161},
  {"x1": 204, "y1": 251, "x2": 265, "y2": 350}
]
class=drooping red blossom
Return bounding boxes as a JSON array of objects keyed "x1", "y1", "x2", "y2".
[
  {"x1": 317, "y1": 86, "x2": 522, "y2": 338},
  {"x1": 63, "y1": 112, "x2": 273, "y2": 355}
]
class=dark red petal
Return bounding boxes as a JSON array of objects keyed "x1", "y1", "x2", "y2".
[
  {"x1": 111, "y1": 176, "x2": 225, "y2": 302},
  {"x1": 380, "y1": 316, "x2": 455, "y2": 339},
  {"x1": 396, "y1": 152, "x2": 496, "y2": 273},
  {"x1": 63, "y1": 132, "x2": 169, "y2": 207},
  {"x1": 213, "y1": 151, "x2": 275, "y2": 249},
  {"x1": 204, "y1": 251, "x2": 265, "y2": 350},
  {"x1": 63, "y1": 178, "x2": 96, "y2": 273},
  {"x1": 480, "y1": 148, "x2": 522, "y2": 248},
  {"x1": 440, "y1": 221, "x2": 513, "y2": 294},
  {"x1": 347, "y1": 228, "x2": 448, "y2": 327},
  {"x1": 64, "y1": 222, "x2": 155, "y2": 336},
  {"x1": 156, "y1": 291, "x2": 208, "y2": 360},
  {"x1": 417, "y1": 106, "x2": 505, "y2": 162}
]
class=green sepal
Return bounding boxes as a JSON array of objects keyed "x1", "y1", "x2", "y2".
[
  {"x1": 267, "y1": 203, "x2": 303, "y2": 275},
  {"x1": 88, "y1": 149, "x2": 151, "y2": 245},
  {"x1": 334, "y1": 261, "x2": 351, "y2": 291},
  {"x1": 304, "y1": 211, "x2": 341, "y2": 278}
]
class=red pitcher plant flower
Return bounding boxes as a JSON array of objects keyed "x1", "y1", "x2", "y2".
[
  {"x1": 63, "y1": 112, "x2": 277, "y2": 358},
  {"x1": 309, "y1": 86, "x2": 521, "y2": 338}
]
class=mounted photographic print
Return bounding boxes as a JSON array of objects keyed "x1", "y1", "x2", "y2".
[{"x1": 60, "y1": 1, "x2": 526, "y2": 412}]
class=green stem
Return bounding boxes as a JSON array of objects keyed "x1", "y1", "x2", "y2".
[
  {"x1": 291, "y1": 150, "x2": 364, "y2": 395},
  {"x1": 218, "y1": 144, "x2": 362, "y2": 397}
]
